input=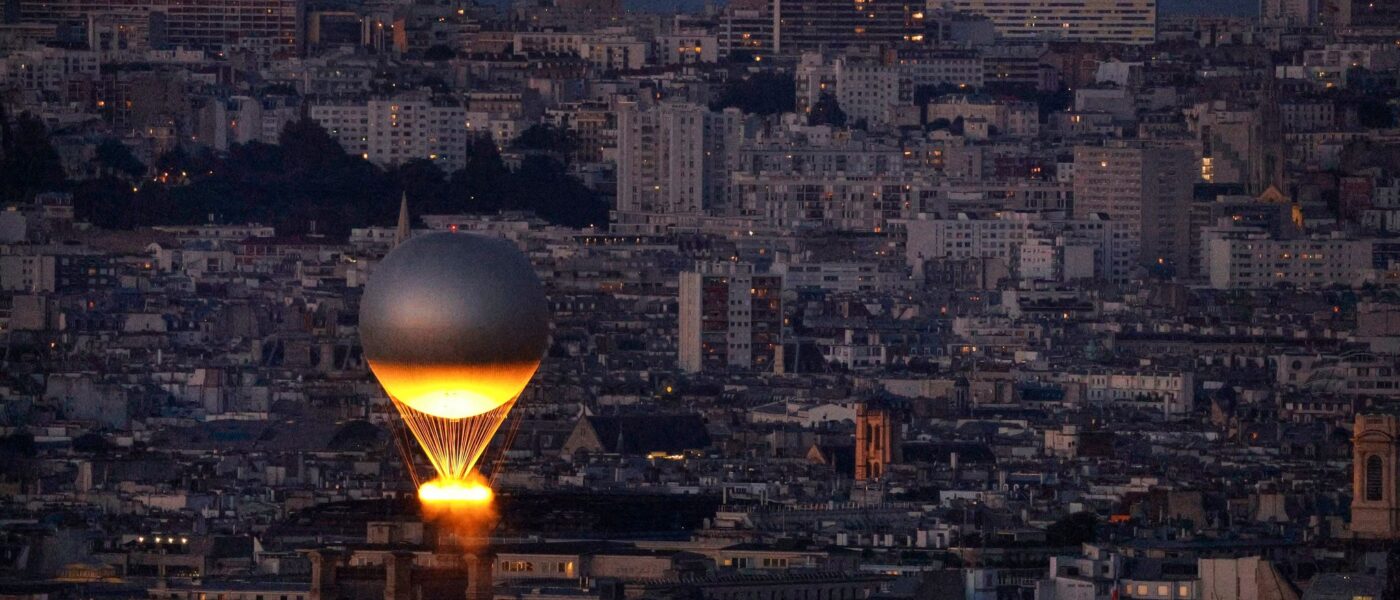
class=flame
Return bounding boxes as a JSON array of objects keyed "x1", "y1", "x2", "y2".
[
  {"x1": 419, "y1": 478, "x2": 494, "y2": 504},
  {"x1": 368, "y1": 361, "x2": 540, "y2": 419},
  {"x1": 419, "y1": 476, "x2": 499, "y2": 552}
]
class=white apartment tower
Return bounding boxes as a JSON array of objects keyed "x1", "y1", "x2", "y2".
[
  {"x1": 678, "y1": 262, "x2": 783, "y2": 373},
  {"x1": 18, "y1": 0, "x2": 304, "y2": 58},
  {"x1": 310, "y1": 94, "x2": 470, "y2": 172},
  {"x1": 614, "y1": 101, "x2": 745, "y2": 232},
  {"x1": 949, "y1": 0, "x2": 1157, "y2": 44}
]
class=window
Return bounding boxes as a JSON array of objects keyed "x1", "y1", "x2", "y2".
[{"x1": 1367, "y1": 455, "x2": 1385, "y2": 501}]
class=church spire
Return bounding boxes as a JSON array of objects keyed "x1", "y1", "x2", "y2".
[{"x1": 393, "y1": 192, "x2": 410, "y2": 248}]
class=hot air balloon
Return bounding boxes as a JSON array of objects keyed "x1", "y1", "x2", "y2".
[{"x1": 360, "y1": 232, "x2": 549, "y2": 503}]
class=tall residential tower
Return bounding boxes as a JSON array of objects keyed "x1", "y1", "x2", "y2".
[
  {"x1": 678, "y1": 262, "x2": 783, "y2": 373},
  {"x1": 948, "y1": 0, "x2": 1156, "y2": 44}
]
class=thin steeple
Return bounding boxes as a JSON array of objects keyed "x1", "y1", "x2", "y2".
[{"x1": 393, "y1": 192, "x2": 410, "y2": 248}]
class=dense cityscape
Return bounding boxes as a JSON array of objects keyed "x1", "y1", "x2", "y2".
[{"x1": 1, "y1": 0, "x2": 1400, "y2": 598}]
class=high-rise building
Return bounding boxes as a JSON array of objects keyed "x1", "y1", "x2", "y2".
[
  {"x1": 18, "y1": 0, "x2": 304, "y2": 58},
  {"x1": 1073, "y1": 140, "x2": 1199, "y2": 271},
  {"x1": 779, "y1": 0, "x2": 929, "y2": 52},
  {"x1": 719, "y1": 0, "x2": 929, "y2": 57},
  {"x1": 833, "y1": 60, "x2": 902, "y2": 127},
  {"x1": 1322, "y1": 0, "x2": 1400, "y2": 28},
  {"x1": 614, "y1": 101, "x2": 745, "y2": 233},
  {"x1": 948, "y1": 0, "x2": 1156, "y2": 45},
  {"x1": 1187, "y1": 101, "x2": 1284, "y2": 195},
  {"x1": 981, "y1": 44, "x2": 1059, "y2": 91},
  {"x1": 730, "y1": 172, "x2": 928, "y2": 233},
  {"x1": 1352, "y1": 413, "x2": 1400, "y2": 539},
  {"x1": 678, "y1": 262, "x2": 782, "y2": 374},
  {"x1": 310, "y1": 94, "x2": 470, "y2": 172},
  {"x1": 1261, "y1": 0, "x2": 1318, "y2": 26},
  {"x1": 718, "y1": 0, "x2": 778, "y2": 59},
  {"x1": 1203, "y1": 230, "x2": 1376, "y2": 290},
  {"x1": 195, "y1": 95, "x2": 299, "y2": 151}
]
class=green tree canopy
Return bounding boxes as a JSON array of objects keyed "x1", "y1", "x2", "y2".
[
  {"x1": 0, "y1": 108, "x2": 67, "y2": 199},
  {"x1": 95, "y1": 139, "x2": 146, "y2": 180},
  {"x1": 1046, "y1": 511, "x2": 1099, "y2": 546},
  {"x1": 512, "y1": 123, "x2": 578, "y2": 159},
  {"x1": 76, "y1": 121, "x2": 607, "y2": 234},
  {"x1": 711, "y1": 72, "x2": 796, "y2": 115},
  {"x1": 808, "y1": 93, "x2": 847, "y2": 128}
]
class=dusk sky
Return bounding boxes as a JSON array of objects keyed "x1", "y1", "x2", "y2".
[{"x1": 4, "y1": 0, "x2": 1399, "y2": 599}]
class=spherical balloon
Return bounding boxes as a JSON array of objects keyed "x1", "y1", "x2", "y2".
[{"x1": 360, "y1": 233, "x2": 549, "y2": 419}]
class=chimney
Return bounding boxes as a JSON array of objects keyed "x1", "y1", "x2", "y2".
[
  {"x1": 464, "y1": 552, "x2": 493, "y2": 600},
  {"x1": 308, "y1": 549, "x2": 346, "y2": 600},
  {"x1": 384, "y1": 551, "x2": 414, "y2": 600},
  {"x1": 318, "y1": 341, "x2": 336, "y2": 372}
]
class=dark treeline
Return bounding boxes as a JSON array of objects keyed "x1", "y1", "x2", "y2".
[
  {"x1": 3, "y1": 112, "x2": 609, "y2": 238},
  {"x1": 710, "y1": 71, "x2": 796, "y2": 115}
]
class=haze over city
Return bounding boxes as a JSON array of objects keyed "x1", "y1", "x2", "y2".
[{"x1": 1, "y1": 0, "x2": 1399, "y2": 599}]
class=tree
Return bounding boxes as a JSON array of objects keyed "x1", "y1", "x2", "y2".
[
  {"x1": 1340, "y1": 139, "x2": 1400, "y2": 173},
  {"x1": 1046, "y1": 511, "x2": 1099, "y2": 546},
  {"x1": 72, "y1": 432, "x2": 114, "y2": 454},
  {"x1": 450, "y1": 134, "x2": 511, "y2": 212},
  {"x1": 328, "y1": 420, "x2": 382, "y2": 451},
  {"x1": 983, "y1": 83, "x2": 1074, "y2": 120},
  {"x1": 509, "y1": 155, "x2": 608, "y2": 228},
  {"x1": 72, "y1": 177, "x2": 137, "y2": 229},
  {"x1": 914, "y1": 83, "x2": 966, "y2": 106},
  {"x1": 512, "y1": 123, "x2": 578, "y2": 161},
  {"x1": 1357, "y1": 99, "x2": 1397, "y2": 129},
  {"x1": 419, "y1": 76, "x2": 451, "y2": 95},
  {"x1": 95, "y1": 139, "x2": 146, "y2": 180},
  {"x1": 807, "y1": 93, "x2": 847, "y2": 127},
  {"x1": 727, "y1": 50, "x2": 758, "y2": 64},
  {"x1": 711, "y1": 72, "x2": 796, "y2": 115},
  {"x1": 67, "y1": 117, "x2": 603, "y2": 234},
  {"x1": 279, "y1": 118, "x2": 350, "y2": 173},
  {"x1": 0, "y1": 432, "x2": 36, "y2": 459},
  {"x1": 424, "y1": 44, "x2": 456, "y2": 61},
  {"x1": 261, "y1": 83, "x2": 300, "y2": 97},
  {"x1": 0, "y1": 108, "x2": 67, "y2": 199},
  {"x1": 157, "y1": 146, "x2": 218, "y2": 176},
  {"x1": 387, "y1": 158, "x2": 450, "y2": 214}
]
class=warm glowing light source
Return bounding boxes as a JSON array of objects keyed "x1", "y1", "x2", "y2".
[
  {"x1": 367, "y1": 362, "x2": 540, "y2": 419},
  {"x1": 361, "y1": 234, "x2": 549, "y2": 499},
  {"x1": 419, "y1": 478, "x2": 494, "y2": 504}
]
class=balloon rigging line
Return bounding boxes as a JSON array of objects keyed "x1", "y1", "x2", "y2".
[
  {"x1": 488, "y1": 397, "x2": 528, "y2": 487},
  {"x1": 388, "y1": 413, "x2": 422, "y2": 489},
  {"x1": 392, "y1": 397, "x2": 516, "y2": 482}
]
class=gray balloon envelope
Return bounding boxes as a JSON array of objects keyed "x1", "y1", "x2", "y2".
[{"x1": 359, "y1": 232, "x2": 549, "y2": 368}]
